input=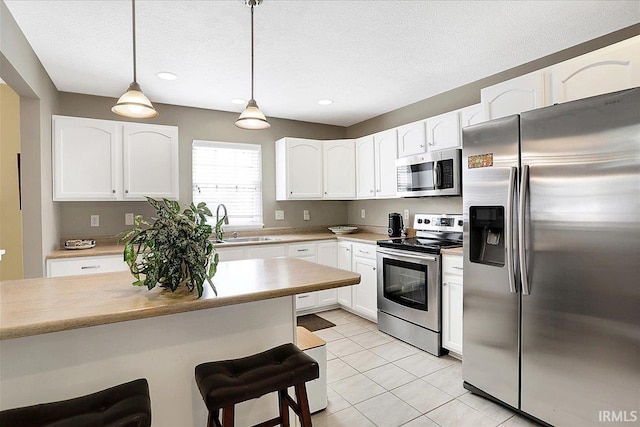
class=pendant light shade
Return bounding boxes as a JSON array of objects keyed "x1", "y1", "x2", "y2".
[
  {"x1": 235, "y1": 99, "x2": 270, "y2": 130},
  {"x1": 112, "y1": 0, "x2": 158, "y2": 119},
  {"x1": 236, "y1": 0, "x2": 270, "y2": 130}
]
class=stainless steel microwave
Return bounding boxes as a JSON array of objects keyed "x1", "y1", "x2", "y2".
[{"x1": 396, "y1": 148, "x2": 462, "y2": 197}]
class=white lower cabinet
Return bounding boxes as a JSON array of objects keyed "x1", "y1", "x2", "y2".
[
  {"x1": 442, "y1": 254, "x2": 463, "y2": 355},
  {"x1": 316, "y1": 242, "x2": 339, "y2": 306},
  {"x1": 349, "y1": 243, "x2": 378, "y2": 322},
  {"x1": 336, "y1": 242, "x2": 353, "y2": 307},
  {"x1": 46, "y1": 255, "x2": 128, "y2": 278}
]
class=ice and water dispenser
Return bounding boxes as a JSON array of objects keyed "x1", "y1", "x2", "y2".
[{"x1": 469, "y1": 206, "x2": 505, "y2": 266}]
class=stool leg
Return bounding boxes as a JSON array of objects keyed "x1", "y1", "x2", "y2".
[
  {"x1": 278, "y1": 389, "x2": 290, "y2": 427},
  {"x1": 294, "y1": 384, "x2": 312, "y2": 427},
  {"x1": 222, "y1": 405, "x2": 235, "y2": 427},
  {"x1": 208, "y1": 409, "x2": 222, "y2": 427}
]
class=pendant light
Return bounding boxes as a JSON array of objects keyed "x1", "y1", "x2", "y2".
[
  {"x1": 112, "y1": 0, "x2": 158, "y2": 119},
  {"x1": 235, "y1": 0, "x2": 270, "y2": 130}
]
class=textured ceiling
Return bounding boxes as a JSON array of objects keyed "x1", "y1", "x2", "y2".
[{"x1": 4, "y1": 0, "x2": 639, "y2": 127}]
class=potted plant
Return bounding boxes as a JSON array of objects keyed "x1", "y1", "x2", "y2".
[{"x1": 121, "y1": 197, "x2": 224, "y2": 297}]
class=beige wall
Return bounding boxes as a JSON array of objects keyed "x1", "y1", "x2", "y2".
[
  {"x1": 56, "y1": 92, "x2": 349, "y2": 237},
  {"x1": 0, "y1": 83, "x2": 24, "y2": 279},
  {"x1": 1, "y1": 0, "x2": 60, "y2": 278}
]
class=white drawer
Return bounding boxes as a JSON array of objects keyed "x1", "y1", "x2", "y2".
[
  {"x1": 46, "y1": 255, "x2": 128, "y2": 277},
  {"x1": 288, "y1": 243, "x2": 316, "y2": 257},
  {"x1": 296, "y1": 292, "x2": 318, "y2": 310},
  {"x1": 442, "y1": 254, "x2": 463, "y2": 277},
  {"x1": 351, "y1": 242, "x2": 376, "y2": 260}
]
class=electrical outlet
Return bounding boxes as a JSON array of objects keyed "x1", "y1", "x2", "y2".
[
  {"x1": 275, "y1": 210, "x2": 285, "y2": 220},
  {"x1": 403, "y1": 209, "x2": 409, "y2": 220},
  {"x1": 90, "y1": 215, "x2": 100, "y2": 227},
  {"x1": 303, "y1": 209, "x2": 310, "y2": 221},
  {"x1": 125, "y1": 213, "x2": 134, "y2": 225},
  {"x1": 361, "y1": 209, "x2": 366, "y2": 219}
]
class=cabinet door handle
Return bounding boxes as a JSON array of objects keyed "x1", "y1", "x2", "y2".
[
  {"x1": 443, "y1": 282, "x2": 447, "y2": 286},
  {"x1": 125, "y1": 190, "x2": 129, "y2": 194},
  {"x1": 324, "y1": 192, "x2": 327, "y2": 194},
  {"x1": 370, "y1": 190, "x2": 374, "y2": 193},
  {"x1": 452, "y1": 266, "x2": 463, "y2": 270},
  {"x1": 372, "y1": 267, "x2": 376, "y2": 271},
  {"x1": 81, "y1": 265, "x2": 101, "y2": 269},
  {"x1": 112, "y1": 189, "x2": 116, "y2": 193}
]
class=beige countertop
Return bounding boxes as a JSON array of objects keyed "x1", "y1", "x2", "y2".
[
  {"x1": 0, "y1": 257, "x2": 360, "y2": 340},
  {"x1": 47, "y1": 231, "x2": 389, "y2": 259},
  {"x1": 441, "y1": 247, "x2": 463, "y2": 256}
]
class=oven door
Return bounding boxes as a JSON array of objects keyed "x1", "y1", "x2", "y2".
[{"x1": 376, "y1": 248, "x2": 441, "y2": 332}]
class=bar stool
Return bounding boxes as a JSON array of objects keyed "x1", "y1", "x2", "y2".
[
  {"x1": 195, "y1": 343, "x2": 319, "y2": 427},
  {"x1": 0, "y1": 378, "x2": 151, "y2": 427}
]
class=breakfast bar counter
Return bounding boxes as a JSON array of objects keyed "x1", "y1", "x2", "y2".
[{"x1": 0, "y1": 258, "x2": 360, "y2": 426}]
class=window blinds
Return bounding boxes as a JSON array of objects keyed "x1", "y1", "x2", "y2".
[{"x1": 192, "y1": 140, "x2": 263, "y2": 228}]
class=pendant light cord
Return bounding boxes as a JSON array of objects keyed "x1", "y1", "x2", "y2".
[
  {"x1": 250, "y1": 3, "x2": 254, "y2": 100},
  {"x1": 132, "y1": 0, "x2": 137, "y2": 83}
]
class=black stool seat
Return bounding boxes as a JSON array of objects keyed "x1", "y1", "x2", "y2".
[
  {"x1": 195, "y1": 343, "x2": 319, "y2": 427},
  {"x1": 0, "y1": 378, "x2": 151, "y2": 427}
]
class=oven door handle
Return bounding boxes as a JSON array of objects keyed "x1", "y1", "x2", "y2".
[{"x1": 377, "y1": 248, "x2": 437, "y2": 262}]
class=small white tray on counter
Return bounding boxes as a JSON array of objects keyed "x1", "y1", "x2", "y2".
[
  {"x1": 64, "y1": 239, "x2": 96, "y2": 250},
  {"x1": 328, "y1": 226, "x2": 358, "y2": 235}
]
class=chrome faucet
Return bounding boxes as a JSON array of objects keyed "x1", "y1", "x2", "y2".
[{"x1": 216, "y1": 204, "x2": 229, "y2": 226}]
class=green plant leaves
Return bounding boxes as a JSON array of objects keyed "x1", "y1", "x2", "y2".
[{"x1": 120, "y1": 197, "x2": 222, "y2": 298}]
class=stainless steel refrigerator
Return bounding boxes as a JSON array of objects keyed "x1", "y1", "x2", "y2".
[{"x1": 462, "y1": 87, "x2": 640, "y2": 427}]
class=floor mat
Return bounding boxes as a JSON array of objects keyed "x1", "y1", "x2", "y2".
[{"x1": 297, "y1": 314, "x2": 336, "y2": 332}]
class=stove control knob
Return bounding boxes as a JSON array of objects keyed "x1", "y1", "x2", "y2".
[
  {"x1": 424, "y1": 219, "x2": 430, "y2": 224},
  {"x1": 417, "y1": 219, "x2": 423, "y2": 224},
  {"x1": 458, "y1": 220, "x2": 463, "y2": 226}
]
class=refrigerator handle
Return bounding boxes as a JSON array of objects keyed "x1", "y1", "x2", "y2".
[
  {"x1": 506, "y1": 166, "x2": 517, "y2": 294},
  {"x1": 519, "y1": 165, "x2": 531, "y2": 296}
]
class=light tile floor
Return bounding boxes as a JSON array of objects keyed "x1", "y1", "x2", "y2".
[{"x1": 308, "y1": 309, "x2": 543, "y2": 427}]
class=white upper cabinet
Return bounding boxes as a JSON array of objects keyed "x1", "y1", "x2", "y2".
[
  {"x1": 276, "y1": 138, "x2": 323, "y2": 200},
  {"x1": 323, "y1": 139, "x2": 355, "y2": 199},
  {"x1": 355, "y1": 135, "x2": 375, "y2": 199},
  {"x1": 373, "y1": 129, "x2": 398, "y2": 198},
  {"x1": 122, "y1": 123, "x2": 179, "y2": 200},
  {"x1": 53, "y1": 116, "x2": 120, "y2": 201},
  {"x1": 548, "y1": 36, "x2": 640, "y2": 104},
  {"x1": 460, "y1": 103, "x2": 484, "y2": 128},
  {"x1": 397, "y1": 120, "x2": 427, "y2": 157},
  {"x1": 426, "y1": 110, "x2": 461, "y2": 151},
  {"x1": 481, "y1": 71, "x2": 545, "y2": 120},
  {"x1": 52, "y1": 116, "x2": 179, "y2": 201}
]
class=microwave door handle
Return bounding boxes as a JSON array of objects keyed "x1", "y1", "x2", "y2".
[{"x1": 434, "y1": 161, "x2": 442, "y2": 188}]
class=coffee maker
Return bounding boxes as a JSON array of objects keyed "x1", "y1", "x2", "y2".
[{"x1": 388, "y1": 213, "x2": 404, "y2": 238}]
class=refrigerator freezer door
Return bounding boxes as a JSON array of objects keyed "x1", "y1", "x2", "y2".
[
  {"x1": 520, "y1": 88, "x2": 640, "y2": 426},
  {"x1": 462, "y1": 115, "x2": 520, "y2": 408}
]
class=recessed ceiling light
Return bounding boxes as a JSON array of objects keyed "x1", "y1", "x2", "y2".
[
  {"x1": 232, "y1": 98, "x2": 247, "y2": 105},
  {"x1": 156, "y1": 71, "x2": 177, "y2": 81},
  {"x1": 318, "y1": 99, "x2": 333, "y2": 105}
]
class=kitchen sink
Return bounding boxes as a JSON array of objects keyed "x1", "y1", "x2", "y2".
[{"x1": 213, "y1": 236, "x2": 281, "y2": 244}]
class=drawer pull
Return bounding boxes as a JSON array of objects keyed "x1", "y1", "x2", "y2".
[
  {"x1": 81, "y1": 265, "x2": 101, "y2": 269},
  {"x1": 297, "y1": 249, "x2": 309, "y2": 252},
  {"x1": 359, "y1": 250, "x2": 370, "y2": 254},
  {"x1": 298, "y1": 295, "x2": 310, "y2": 299}
]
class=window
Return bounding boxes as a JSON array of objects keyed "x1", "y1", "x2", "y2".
[{"x1": 192, "y1": 140, "x2": 263, "y2": 229}]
